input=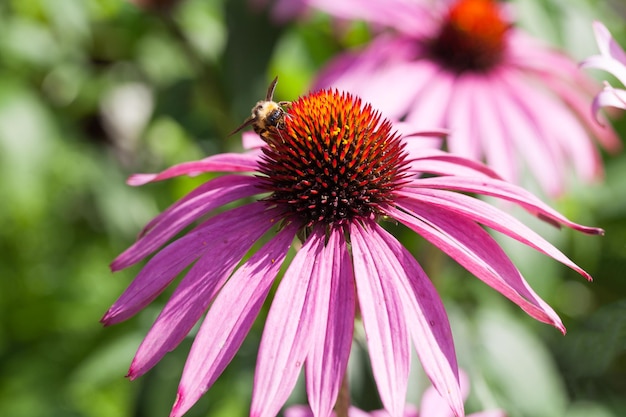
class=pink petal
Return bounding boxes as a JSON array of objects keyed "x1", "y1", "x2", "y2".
[
  {"x1": 170, "y1": 223, "x2": 298, "y2": 417},
  {"x1": 306, "y1": 227, "x2": 355, "y2": 417},
  {"x1": 350, "y1": 221, "x2": 411, "y2": 417},
  {"x1": 405, "y1": 69, "x2": 455, "y2": 131},
  {"x1": 495, "y1": 70, "x2": 573, "y2": 189},
  {"x1": 406, "y1": 176, "x2": 604, "y2": 235},
  {"x1": 486, "y1": 74, "x2": 564, "y2": 195},
  {"x1": 368, "y1": 222, "x2": 464, "y2": 417},
  {"x1": 113, "y1": 175, "x2": 263, "y2": 270},
  {"x1": 593, "y1": 21, "x2": 626, "y2": 60},
  {"x1": 250, "y1": 228, "x2": 327, "y2": 417},
  {"x1": 593, "y1": 86, "x2": 626, "y2": 115},
  {"x1": 419, "y1": 371, "x2": 469, "y2": 417},
  {"x1": 387, "y1": 203, "x2": 565, "y2": 332},
  {"x1": 528, "y1": 92, "x2": 602, "y2": 185},
  {"x1": 314, "y1": 36, "x2": 397, "y2": 92},
  {"x1": 514, "y1": 34, "x2": 606, "y2": 106},
  {"x1": 464, "y1": 74, "x2": 517, "y2": 184},
  {"x1": 396, "y1": 188, "x2": 592, "y2": 280},
  {"x1": 127, "y1": 153, "x2": 259, "y2": 186},
  {"x1": 360, "y1": 60, "x2": 442, "y2": 121},
  {"x1": 532, "y1": 64, "x2": 621, "y2": 152},
  {"x1": 139, "y1": 175, "x2": 261, "y2": 237},
  {"x1": 592, "y1": 21, "x2": 626, "y2": 78},
  {"x1": 307, "y1": 0, "x2": 438, "y2": 38},
  {"x1": 445, "y1": 73, "x2": 481, "y2": 160},
  {"x1": 127, "y1": 204, "x2": 281, "y2": 378},
  {"x1": 581, "y1": 55, "x2": 626, "y2": 88},
  {"x1": 284, "y1": 405, "x2": 315, "y2": 417},
  {"x1": 510, "y1": 31, "x2": 595, "y2": 92},
  {"x1": 103, "y1": 203, "x2": 278, "y2": 325},
  {"x1": 242, "y1": 131, "x2": 267, "y2": 150},
  {"x1": 406, "y1": 148, "x2": 503, "y2": 179}
]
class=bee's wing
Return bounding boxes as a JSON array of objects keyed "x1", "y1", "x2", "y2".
[
  {"x1": 229, "y1": 116, "x2": 257, "y2": 136},
  {"x1": 266, "y1": 76, "x2": 279, "y2": 101}
]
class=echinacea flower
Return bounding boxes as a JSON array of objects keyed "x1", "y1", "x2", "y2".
[
  {"x1": 285, "y1": 370, "x2": 505, "y2": 417},
  {"x1": 103, "y1": 88, "x2": 601, "y2": 417},
  {"x1": 308, "y1": 0, "x2": 621, "y2": 196},
  {"x1": 582, "y1": 21, "x2": 626, "y2": 118}
]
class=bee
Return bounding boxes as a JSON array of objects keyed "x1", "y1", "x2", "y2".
[{"x1": 229, "y1": 76, "x2": 291, "y2": 141}]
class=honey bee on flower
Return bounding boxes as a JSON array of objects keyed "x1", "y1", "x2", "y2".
[{"x1": 229, "y1": 76, "x2": 291, "y2": 143}]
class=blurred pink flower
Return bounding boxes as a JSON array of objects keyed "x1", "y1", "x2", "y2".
[
  {"x1": 285, "y1": 371, "x2": 505, "y2": 417},
  {"x1": 582, "y1": 21, "x2": 626, "y2": 118},
  {"x1": 104, "y1": 89, "x2": 600, "y2": 417},
  {"x1": 309, "y1": 0, "x2": 621, "y2": 196}
]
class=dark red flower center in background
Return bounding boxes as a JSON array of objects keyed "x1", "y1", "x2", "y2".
[
  {"x1": 427, "y1": 0, "x2": 509, "y2": 72},
  {"x1": 257, "y1": 90, "x2": 409, "y2": 227}
]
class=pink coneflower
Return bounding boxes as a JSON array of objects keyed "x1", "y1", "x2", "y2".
[
  {"x1": 582, "y1": 21, "x2": 626, "y2": 117},
  {"x1": 285, "y1": 371, "x2": 505, "y2": 417},
  {"x1": 308, "y1": 0, "x2": 621, "y2": 196},
  {"x1": 103, "y1": 88, "x2": 601, "y2": 417}
]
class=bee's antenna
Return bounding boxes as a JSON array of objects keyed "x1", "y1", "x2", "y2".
[
  {"x1": 266, "y1": 76, "x2": 279, "y2": 101},
  {"x1": 229, "y1": 116, "x2": 257, "y2": 136}
]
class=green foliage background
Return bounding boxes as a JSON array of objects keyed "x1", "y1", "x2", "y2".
[{"x1": 0, "y1": 0, "x2": 624, "y2": 416}]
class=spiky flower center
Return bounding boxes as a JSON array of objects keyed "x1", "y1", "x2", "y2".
[
  {"x1": 427, "y1": 0, "x2": 509, "y2": 72},
  {"x1": 257, "y1": 90, "x2": 409, "y2": 227}
]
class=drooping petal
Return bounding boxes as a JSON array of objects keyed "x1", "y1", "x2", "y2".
[
  {"x1": 306, "y1": 226, "x2": 355, "y2": 417},
  {"x1": 170, "y1": 222, "x2": 298, "y2": 417},
  {"x1": 313, "y1": 36, "x2": 398, "y2": 94},
  {"x1": 486, "y1": 74, "x2": 564, "y2": 195},
  {"x1": 113, "y1": 175, "x2": 263, "y2": 270},
  {"x1": 127, "y1": 204, "x2": 281, "y2": 378},
  {"x1": 445, "y1": 73, "x2": 481, "y2": 161},
  {"x1": 103, "y1": 203, "x2": 278, "y2": 325},
  {"x1": 497, "y1": 70, "x2": 573, "y2": 184},
  {"x1": 359, "y1": 60, "x2": 442, "y2": 121},
  {"x1": 407, "y1": 176, "x2": 604, "y2": 235},
  {"x1": 128, "y1": 153, "x2": 259, "y2": 186},
  {"x1": 395, "y1": 187, "x2": 592, "y2": 280},
  {"x1": 350, "y1": 221, "x2": 411, "y2": 417},
  {"x1": 387, "y1": 203, "x2": 565, "y2": 332},
  {"x1": 366, "y1": 222, "x2": 464, "y2": 417},
  {"x1": 474, "y1": 74, "x2": 519, "y2": 183},
  {"x1": 500, "y1": 63, "x2": 602, "y2": 181},
  {"x1": 581, "y1": 55, "x2": 626, "y2": 88},
  {"x1": 592, "y1": 86, "x2": 626, "y2": 116},
  {"x1": 405, "y1": 69, "x2": 455, "y2": 131},
  {"x1": 532, "y1": 65, "x2": 621, "y2": 152},
  {"x1": 406, "y1": 148, "x2": 503, "y2": 179},
  {"x1": 250, "y1": 228, "x2": 326, "y2": 417}
]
